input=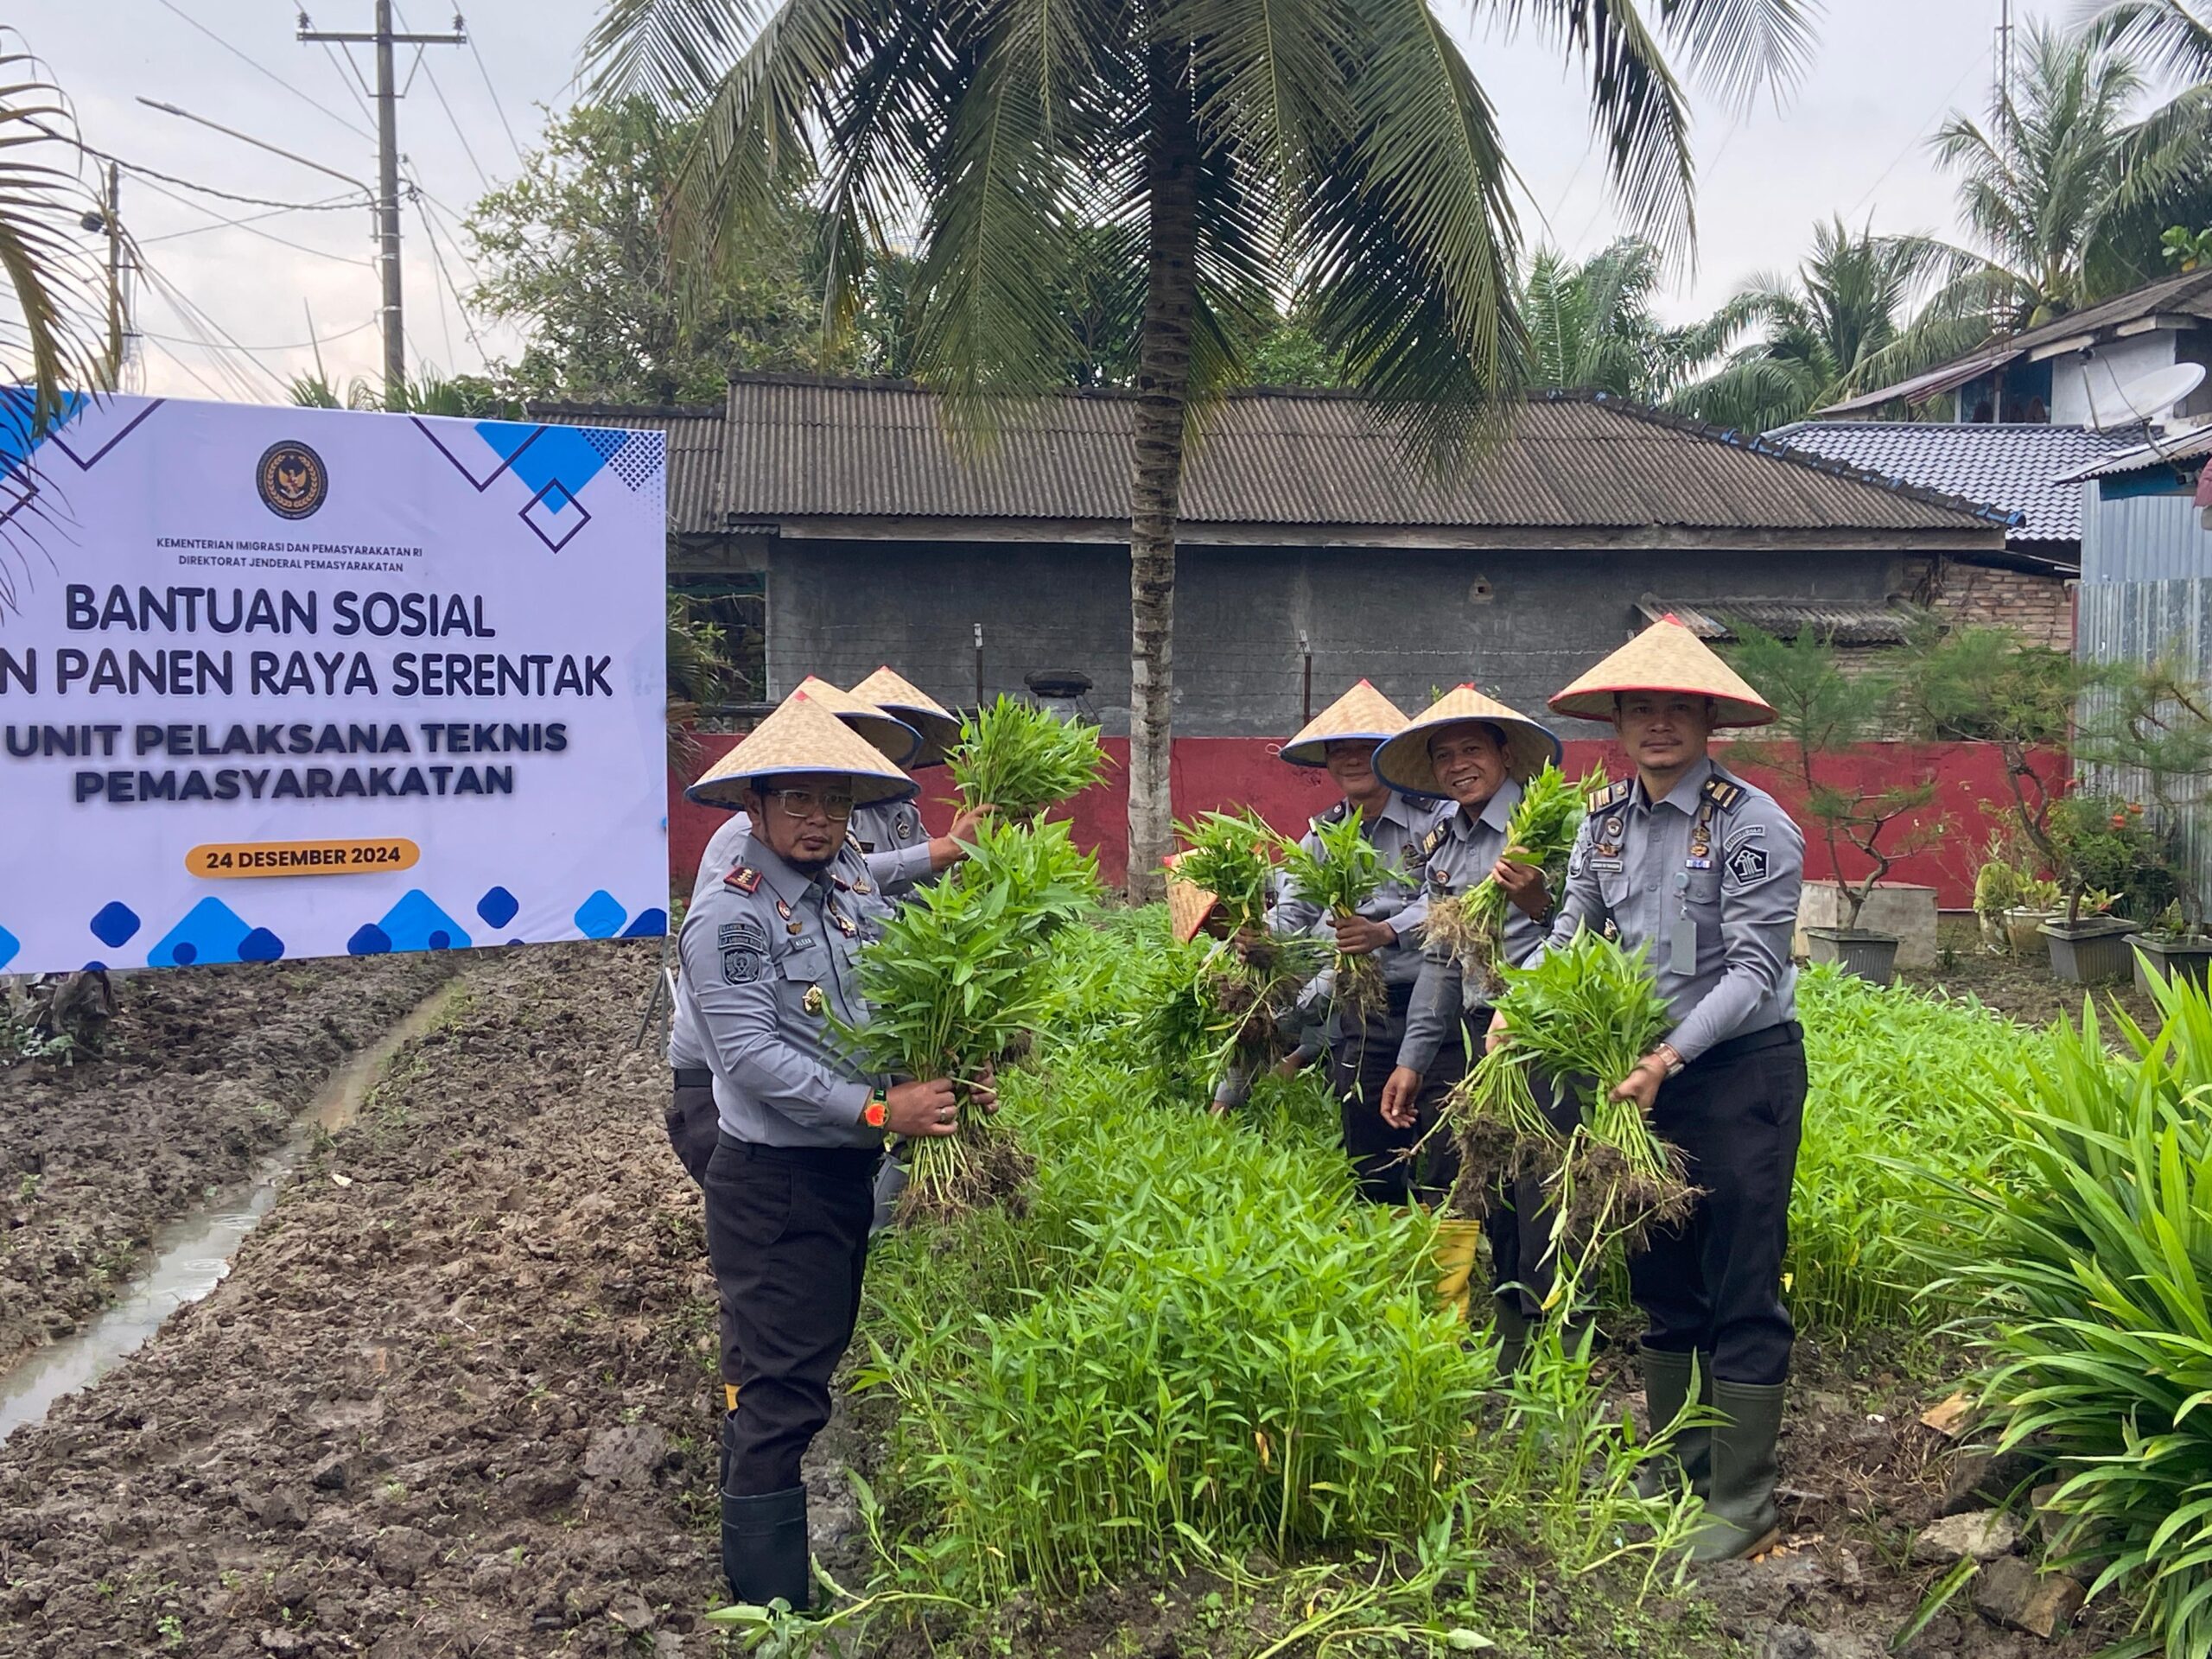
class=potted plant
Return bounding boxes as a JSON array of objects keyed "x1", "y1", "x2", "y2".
[
  {"x1": 1725, "y1": 620, "x2": 1942, "y2": 983},
  {"x1": 2002, "y1": 876, "x2": 2064, "y2": 957},
  {"x1": 1969, "y1": 824, "x2": 2059, "y2": 955},
  {"x1": 2038, "y1": 793, "x2": 2161, "y2": 983}
]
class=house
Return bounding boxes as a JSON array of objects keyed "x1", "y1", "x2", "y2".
[
  {"x1": 1817, "y1": 268, "x2": 2212, "y2": 429},
  {"x1": 537, "y1": 376, "x2": 2013, "y2": 742},
  {"x1": 1759, "y1": 420, "x2": 2158, "y2": 649}
]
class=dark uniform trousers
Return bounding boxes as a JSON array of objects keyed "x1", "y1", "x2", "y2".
[
  {"x1": 1486, "y1": 1064, "x2": 1580, "y2": 1319},
  {"x1": 704, "y1": 1135, "x2": 878, "y2": 1496},
  {"x1": 1330, "y1": 983, "x2": 1465, "y2": 1205},
  {"x1": 1628, "y1": 1021, "x2": 1808, "y2": 1387},
  {"x1": 667, "y1": 1070, "x2": 719, "y2": 1185}
]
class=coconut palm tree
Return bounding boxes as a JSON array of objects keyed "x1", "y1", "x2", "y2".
[
  {"x1": 1518, "y1": 238, "x2": 1734, "y2": 403},
  {"x1": 1673, "y1": 217, "x2": 1974, "y2": 429},
  {"x1": 1923, "y1": 22, "x2": 2212, "y2": 330},
  {"x1": 2082, "y1": 1, "x2": 2212, "y2": 105},
  {"x1": 586, "y1": 0, "x2": 1815, "y2": 897},
  {"x1": 0, "y1": 45, "x2": 112, "y2": 435}
]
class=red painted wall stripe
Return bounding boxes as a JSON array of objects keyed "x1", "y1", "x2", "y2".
[{"x1": 667, "y1": 733, "x2": 2062, "y2": 911}]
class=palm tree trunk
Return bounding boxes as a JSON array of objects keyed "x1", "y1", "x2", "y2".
[{"x1": 1125, "y1": 48, "x2": 1198, "y2": 904}]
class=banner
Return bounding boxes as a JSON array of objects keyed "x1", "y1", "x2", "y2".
[{"x1": 0, "y1": 392, "x2": 668, "y2": 976}]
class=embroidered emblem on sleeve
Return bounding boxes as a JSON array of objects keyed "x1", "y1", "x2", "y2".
[{"x1": 718, "y1": 918, "x2": 769, "y2": 983}]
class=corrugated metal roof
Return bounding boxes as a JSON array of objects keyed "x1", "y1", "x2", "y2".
[
  {"x1": 1640, "y1": 593, "x2": 1914, "y2": 645},
  {"x1": 1765, "y1": 419, "x2": 2147, "y2": 546},
  {"x1": 531, "y1": 401, "x2": 725, "y2": 529},
  {"x1": 1819, "y1": 270, "x2": 2212, "y2": 415},
  {"x1": 699, "y1": 378, "x2": 2004, "y2": 536},
  {"x1": 2055, "y1": 423, "x2": 2212, "y2": 483}
]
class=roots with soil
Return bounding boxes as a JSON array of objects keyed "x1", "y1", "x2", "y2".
[
  {"x1": 1425, "y1": 893, "x2": 1507, "y2": 1000},
  {"x1": 900, "y1": 1109, "x2": 1036, "y2": 1222}
]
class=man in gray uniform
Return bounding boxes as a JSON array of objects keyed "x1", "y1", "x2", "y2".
[
  {"x1": 665, "y1": 683, "x2": 921, "y2": 1185},
  {"x1": 1527, "y1": 617, "x2": 1808, "y2": 1563},
  {"x1": 1371, "y1": 686, "x2": 1562, "y2": 1345},
  {"x1": 846, "y1": 666, "x2": 983, "y2": 900},
  {"x1": 678, "y1": 691, "x2": 984, "y2": 1611}
]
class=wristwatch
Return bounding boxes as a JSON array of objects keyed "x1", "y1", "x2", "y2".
[
  {"x1": 1653, "y1": 1044, "x2": 1685, "y2": 1078},
  {"x1": 863, "y1": 1087, "x2": 889, "y2": 1129}
]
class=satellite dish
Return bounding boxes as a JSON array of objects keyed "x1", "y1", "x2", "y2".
[{"x1": 2093, "y1": 361, "x2": 2206, "y2": 429}]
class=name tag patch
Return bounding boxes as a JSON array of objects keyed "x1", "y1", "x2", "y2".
[{"x1": 718, "y1": 918, "x2": 769, "y2": 983}]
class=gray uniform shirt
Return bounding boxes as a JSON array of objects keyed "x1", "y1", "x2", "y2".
[
  {"x1": 1397, "y1": 779, "x2": 1548, "y2": 1075},
  {"x1": 1270, "y1": 791, "x2": 1442, "y2": 987},
  {"x1": 675, "y1": 836, "x2": 890, "y2": 1146},
  {"x1": 849, "y1": 799, "x2": 936, "y2": 898},
  {"x1": 1542, "y1": 756, "x2": 1802, "y2": 1065},
  {"x1": 669, "y1": 811, "x2": 880, "y2": 1070}
]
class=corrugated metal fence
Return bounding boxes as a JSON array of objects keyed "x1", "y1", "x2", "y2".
[
  {"x1": 2079, "y1": 488, "x2": 2210, "y2": 584},
  {"x1": 2078, "y1": 578, "x2": 2212, "y2": 913}
]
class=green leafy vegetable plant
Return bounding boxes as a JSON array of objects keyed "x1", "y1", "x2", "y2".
[
  {"x1": 1450, "y1": 931, "x2": 1694, "y2": 1260},
  {"x1": 1174, "y1": 810, "x2": 1324, "y2": 1073},
  {"x1": 947, "y1": 696, "x2": 1107, "y2": 820},
  {"x1": 1425, "y1": 765, "x2": 1599, "y2": 995},
  {"x1": 1277, "y1": 807, "x2": 1390, "y2": 1018}
]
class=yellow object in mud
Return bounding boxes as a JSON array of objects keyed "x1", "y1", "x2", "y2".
[{"x1": 1432, "y1": 1217, "x2": 1484, "y2": 1321}]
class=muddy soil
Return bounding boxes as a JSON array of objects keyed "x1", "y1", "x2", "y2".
[
  {"x1": 0, "y1": 955, "x2": 454, "y2": 1370},
  {"x1": 0, "y1": 941, "x2": 2136, "y2": 1657},
  {"x1": 0, "y1": 941, "x2": 741, "y2": 1658},
  {"x1": 1899, "y1": 918, "x2": 2158, "y2": 1032}
]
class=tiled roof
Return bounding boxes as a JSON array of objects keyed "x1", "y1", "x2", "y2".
[
  {"x1": 2053, "y1": 423, "x2": 2212, "y2": 483},
  {"x1": 1764, "y1": 420, "x2": 2150, "y2": 549},
  {"x1": 545, "y1": 378, "x2": 2011, "y2": 543},
  {"x1": 1640, "y1": 593, "x2": 1912, "y2": 645}
]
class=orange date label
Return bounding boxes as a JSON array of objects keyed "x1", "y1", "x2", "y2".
[{"x1": 187, "y1": 838, "x2": 420, "y2": 878}]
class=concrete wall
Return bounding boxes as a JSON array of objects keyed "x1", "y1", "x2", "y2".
[
  {"x1": 2051, "y1": 331, "x2": 2186, "y2": 426},
  {"x1": 763, "y1": 537, "x2": 1910, "y2": 739}
]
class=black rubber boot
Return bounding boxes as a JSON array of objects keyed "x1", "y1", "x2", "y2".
[
  {"x1": 721, "y1": 1485, "x2": 811, "y2": 1611},
  {"x1": 1635, "y1": 1344, "x2": 1713, "y2": 1500},
  {"x1": 1688, "y1": 1379, "x2": 1786, "y2": 1562},
  {"x1": 1492, "y1": 1296, "x2": 1529, "y2": 1375}
]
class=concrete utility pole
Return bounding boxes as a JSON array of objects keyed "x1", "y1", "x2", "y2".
[{"x1": 297, "y1": 5, "x2": 466, "y2": 404}]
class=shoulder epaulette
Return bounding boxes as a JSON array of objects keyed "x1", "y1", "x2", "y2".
[
  {"x1": 1320, "y1": 800, "x2": 1351, "y2": 825},
  {"x1": 1421, "y1": 823, "x2": 1447, "y2": 855},
  {"x1": 726, "y1": 867, "x2": 762, "y2": 894},
  {"x1": 1700, "y1": 776, "x2": 1745, "y2": 812},
  {"x1": 1587, "y1": 779, "x2": 1631, "y2": 812}
]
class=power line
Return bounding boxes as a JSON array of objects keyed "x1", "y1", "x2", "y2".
[
  {"x1": 141, "y1": 334, "x2": 234, "y2": 403},
  {"x1": 410, "y1": 194, "x2": 460, "y2": 365},
  {"x1": 151, "y1": 0, "x2": 375, "y2": 142},
  {"x1": 394, "y1": 2, "x2": 492, "y2": 192},
  {"x1": 140, "y1": 315, "x2": 379, "y2": 353},
  {"x1": 467, "y1": 29, "x2": 527, "y2": 168},
  {"x1": 125, "y1": 172, "x2": 374, "y2": 266},
  {"x1": 137, "y1": 192, "x2": 365, "y2": 245},
  {"x1": 407, "y1": 177, "x2": 488, "y2": 292},
  {"x1": 136, "y1": 258, "x2": 297, "y2": 398},
  {"x1": 30, "y1": 120, "x2": 365, "y2": 213},
  {"x1": 317, "y1": 38, "x2": 381, "y2": 133}
]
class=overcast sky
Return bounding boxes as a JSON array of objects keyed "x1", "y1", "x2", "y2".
[{"x1": 23, "y1": 0, "x2": 2111, "y2": 403}]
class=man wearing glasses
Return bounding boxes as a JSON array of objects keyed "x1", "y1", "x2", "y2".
[{"x1": 677, "y1": 690, "x2": 986, "y2": 1611}]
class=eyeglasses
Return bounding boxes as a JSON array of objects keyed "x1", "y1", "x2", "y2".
[{"x1": 762, "y1": 786, "x2": 856, "y2": 822}]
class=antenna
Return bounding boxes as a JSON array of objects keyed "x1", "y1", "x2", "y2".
[{"x1": 1993, "y1": 0, "x2": 2014, "y2": 115}]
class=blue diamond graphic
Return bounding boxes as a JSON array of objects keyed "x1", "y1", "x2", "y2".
[
  {"x1": 238, "y1": 927, "x2": 285, "y2": 963},
  {"x1": 0, "y1": 925, "x2": 18, "y2": 969},
  {"x1": 89, "y1": 901, "x2": 140, "y2": 948},
  {"x1": 476, "y1": 886, "x2": 519, "y2": 928},
  {"x1": 149, "y1": 896, "x2": 251, "y2": 967},
  {"x1": 620, "y1": 907, "x2": 668, "y2": 939},
  {"x1": 347, "y1": 925, "x2": 392, "y2": 956},
  {"x1": 574, "y1": 890, "x2": 626, "y2": 939},
  {"x1": 378, "y1": 890, "x2": 473, "y2": 953}
]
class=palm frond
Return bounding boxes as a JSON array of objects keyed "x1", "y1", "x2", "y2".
[
  {"x1": 584, "y1": 0, "x2": 774, "y2": 107},
  {"x1": 2078, "y1": 0, "x2": 2212, "y2": 92},
  {"x1": 1645, "y1": 0, "x2": 1817, "y2": 113},
  {"x1": 0, "y1": 54, "x2": 110, "y2": 435},
  {"x1": 1492, "y1": 0, "x2": 1698, "y2": 257}
]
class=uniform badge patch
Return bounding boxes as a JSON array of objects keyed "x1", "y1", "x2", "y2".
[
  {"x1": 717, "y1": 919, "x2": 769, "y2": 983},
  {"x1": 802, "y1": 984, "x2": 827, "y2": 1016},
  {"x1": 727, "y1": 867, "x2": 762, "y2": 894},
  {"x1": 1725, "y1": 842, "x2": 1770, "y2": 884},
  {"x1": 898, "y1": 810, "x2": 920, "y2": 840}
]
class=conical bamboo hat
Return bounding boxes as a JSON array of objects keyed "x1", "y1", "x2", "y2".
[
  {"x1": 791, "y1": 674, "x2": 922, "y2": 764},
  {"x1": 686, "y1": 690, "x2": 919, "y2": 810},
  {"x1": 1373, "y1": 685, "x2": 1562, "y2": 798},
  {"x1": 849, "y1": 665, "x2": 963, "y2": 768},
  {"x1": 1278, "y1": 679, "x2": 1412, "y2": 766},
  {"x1": 1164, "y1": 851, "x2": 1219, "y2": 945},
  {"x1": 1548, "y1": 615, "x2": 1776, "y2": 727}
]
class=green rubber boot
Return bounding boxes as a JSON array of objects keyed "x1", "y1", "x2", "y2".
[
  {"x1": 1687, "y1": 1380, "x2": 1786, "y2": 1562},
  {"x1": 1635, "y1": 1344, "x2": 1713, "y2": 1500}
]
